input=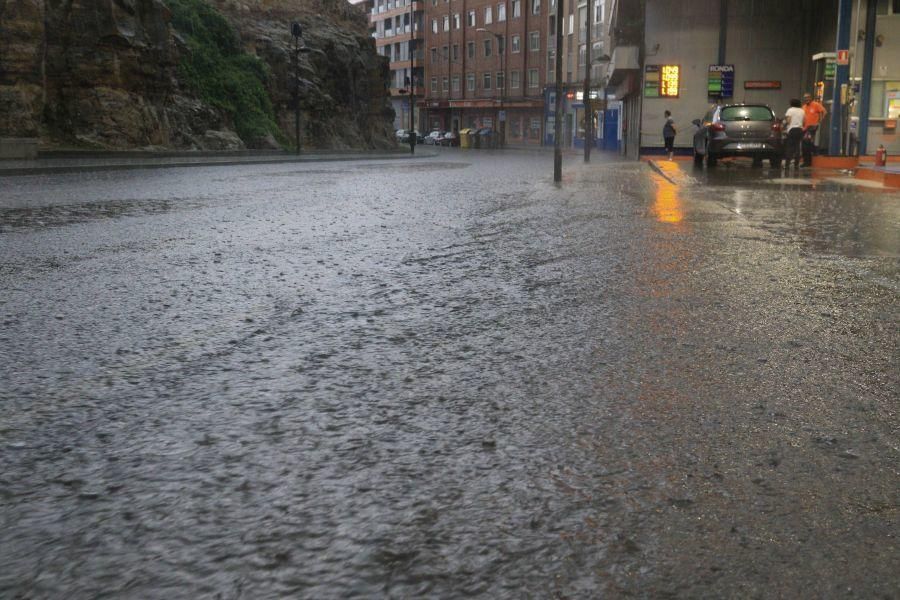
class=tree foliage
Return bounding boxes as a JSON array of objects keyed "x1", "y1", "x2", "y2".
[{"x1": 165, "y1": 0, "x2": 279, "y2": 143}]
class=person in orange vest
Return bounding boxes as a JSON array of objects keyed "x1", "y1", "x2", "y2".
[{"x1": 801, "y1": 93, "x2": 827, "y2": 167}]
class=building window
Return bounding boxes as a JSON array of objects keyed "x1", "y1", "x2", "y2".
[
  {"x1": 512, "y1": 0, "x2": 521, "y2": 17},
  {"x1": 452, "y1": 44, "x2": 459, "y2": 60},
  {"x1": 442, "y1": 45, "x2": 449, "y2": 59},
  {"x1": 510, "y1": 70, "x2": 520, "y2": 88},
  {"x1": 452, "y1": 75, "x2": 460, "y2": 91},
  {"x1": 529, "y1": 31, "x2": 540, "y2": 51},
  {"x1": 484, "y1": 38, "x2": 492, "y2": 57},
  {"x1": 431, "y1": 76, "x2": 438, "y2": 91},
  {"x1": 467, "y1": 41, "x2": 475, "y2": 58},
  {"x1": 498, "y1": 2, "x2": 506, "y2": 21},
  {"x1": 467, "y1": 72, "x2": 475, "y2": 91},
  {"x1": 498, "y1": 35, "x2": 505, "y2": 54},
  {"x1": 454, "y1": 13, "x2": 460, "y2": 28},
  {"x1": 467, "y1": 10, "x2": 476, "y2": 26},
  {"x1": 511, "y1": 34, "x2": 521, "y2": 53},
  {"x1": 531, "y1": 0, "x2": 540, "y2": 14},
  {"x1": 484, "y1": 6, "x2": 492, "y2": 23},
  {"x1": 431, "y1": 18, "x2": 438, "y2": 33},
  {"x1": 442, "y1": 77, "x2": 449, "y2": 92},
  {"x1": 483, "y1": 72, "x2": 492, "y2": 89},
  {"x1": 443, "y1": 15, "x2": 450, "y2": 31},
  {"x1": 496, "y1": 71, "x2": 504, "y2": 91},
  {"x1": 528, "y1": 68, "x2": 539, "y2": 88},
  {"x1": 430, "y1": 47, "x2": 437, "y2": 62}
]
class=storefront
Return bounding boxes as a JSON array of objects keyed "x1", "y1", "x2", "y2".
[{"x1": 423, "y1": 99, "x2": 543, "y2": 144}]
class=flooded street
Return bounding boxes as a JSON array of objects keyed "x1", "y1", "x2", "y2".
[{"x1": 1, "y1": 152, "x2": 898, "y2": 598}]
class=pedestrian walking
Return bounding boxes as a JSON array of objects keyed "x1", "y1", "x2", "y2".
[
  {"x1": 801, "y1": 93, "x2": 826, "y2": 167},
  {"x1": 783, "y1": 98, "x2": 805, "y2": 169},
  {"x1": 663, "y1": 110, "x2": 676, "y2": 160}
]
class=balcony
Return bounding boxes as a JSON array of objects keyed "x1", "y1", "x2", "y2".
[
  {"x1": 370, "y1": 1, "x2": 423, "y2": 23},
  {"x1": 607, "y1": 45, "x2": 639, "y2": 85},
  {"x1": 374, "y1": 27, "x2": 424, "y2": 44},
  {"x1": 390, "y1": 85, "x2": 425, "y2": 97}
]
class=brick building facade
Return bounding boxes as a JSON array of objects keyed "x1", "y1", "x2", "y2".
[
  {"x1": 370, "y1": 0, "x2": 426, "y2": 131},
  {"x1": 421, "y1": 0, "x2": 550, "y2": 143}
]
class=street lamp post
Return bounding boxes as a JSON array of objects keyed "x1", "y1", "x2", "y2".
[
  {"x1": 477, "y1": 28, "x2": 505, "y2": 148},
  {"x1": 553, "y1": 0, "x2": 564, "y2": 181},
  {"x1": 409, "y1": 0, "x2": 416, "y2": 154},
  {"x1": 404, "y1": 76, "x2": 416, "y2": 154},
  {"x1": 583, "y1": 0, "x2": 592, "y2": 163}
]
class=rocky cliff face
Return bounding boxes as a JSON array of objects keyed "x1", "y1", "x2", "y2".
[{"x1": 0, "y1": 0, "x2": 394, "y2": 150}]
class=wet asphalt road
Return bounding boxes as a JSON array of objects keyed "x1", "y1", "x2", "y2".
[{"x1": 1, "y1": 151, "x2": 898, "y2": 598}]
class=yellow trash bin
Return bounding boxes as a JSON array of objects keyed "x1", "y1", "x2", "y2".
[{"x1": 459, "y1": 128, "x2": 474, "y2": 149}]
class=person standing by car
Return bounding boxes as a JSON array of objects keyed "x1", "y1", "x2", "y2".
[
  {"x1": 663, "y1": 110, "x2": 676, "y2": 160},
  {"x1": 783, "y1": 98, "x2": 805, "y2": 169},
  {"x1": 801, "y1": 93, "x2": 826, "y2": 167}
]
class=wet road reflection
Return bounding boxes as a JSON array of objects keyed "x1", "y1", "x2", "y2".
[
  {"x1": 682, "y1": 160, "x2": 899, "y2": 258},
  {"x1": 649, "y1": 161, "x2": 685, "y2": 224}
]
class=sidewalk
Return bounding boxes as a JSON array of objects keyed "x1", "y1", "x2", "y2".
[{"x1": 0, "y1": 148, "x2": 437, "y2": 177}]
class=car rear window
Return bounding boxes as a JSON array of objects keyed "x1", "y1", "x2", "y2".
[{"x1": 720, "y1": 106, "x2": 774, "y2": 121}]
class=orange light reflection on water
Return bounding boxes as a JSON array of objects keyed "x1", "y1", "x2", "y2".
[{"x1": 650, "y1": 162, "x2": 684, "y2": 224}]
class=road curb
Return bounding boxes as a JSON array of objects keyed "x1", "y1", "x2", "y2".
[
  {"x1": 0, "y1": 151, "x2": 439, "y2": 177},
  {"x1": 645, "y1": 158, "x2": 678, "y2": 184}
]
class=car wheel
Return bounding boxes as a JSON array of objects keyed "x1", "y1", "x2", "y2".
[
  {"x1": 693, "y1": 149, "x2": 704, "y2": 166},
  {"x1": 706, "y1": 145, "x2": 717, "y2": 167}
]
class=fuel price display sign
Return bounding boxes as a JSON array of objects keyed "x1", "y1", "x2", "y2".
[
  {"x1": 708, "y1": 64, "x2": 734, "y2": 98},
  {"x1": 645, "y1": 65, "x2": 680, "y2": 98}
]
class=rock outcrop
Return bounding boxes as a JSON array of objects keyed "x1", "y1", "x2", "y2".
[{"x1": 0, "y1": 0, "x2": 394, "y2": 150}]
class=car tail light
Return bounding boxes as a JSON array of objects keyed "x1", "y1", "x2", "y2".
[
  {"x1": 711, "y1": 122, "x2": 726, "y2": 132},
  {"x1": 771, "y1": 121, "x2": 782, "y2": 133}
]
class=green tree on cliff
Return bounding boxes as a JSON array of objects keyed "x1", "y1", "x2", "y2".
[{"x1": 165, "y1": 0, "x2": 281, "y2": 145}]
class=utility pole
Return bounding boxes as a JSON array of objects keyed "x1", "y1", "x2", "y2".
[
  {"x1": 583, "y1": 0, "x2": 592, "y2": 162},
  {"x1": 409, "y1": 0, "x2": 416, "y2": 154},
  {"x1": 553, "y1": 0, "x2": 565, "y2": 181},
  {"x1": 500, "y1": 34, "x2": 506, "y2": 148}
]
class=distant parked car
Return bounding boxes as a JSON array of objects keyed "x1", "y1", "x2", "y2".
[
  {"x1": 692, "y1": 104, "x2": 782, "y2": 168},
  {"x1": 424, "y1": 130, "x2": 444, "y2": 145},
  {"x1": 396, "y1": 129, "x2": 424, "y2": 144},
  {"x1": 439, "y1": 131, "x2": 459, "y2": 147}
]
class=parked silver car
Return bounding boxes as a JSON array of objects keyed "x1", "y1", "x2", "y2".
[
  {"x1": 424, "y1": 130, "x2": 445, "y2": 145},
  {"x1": 692, "y1": 104, "x2": 783, "y2": 168}
]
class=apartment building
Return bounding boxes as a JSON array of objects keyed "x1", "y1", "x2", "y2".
[
  {"x1": 542, "y1": 0, "x2": 609, "y2": 147},
  {"x1": 422, "y1": 0, "x2": 550, "y2": 144},
  {"x1": 370, "y1": 0, "x2": 426, "y2": 131}
]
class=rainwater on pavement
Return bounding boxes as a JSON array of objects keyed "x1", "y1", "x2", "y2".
[{"x1": 1, "y1": 151, "x2": 898, "y2": 598}]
